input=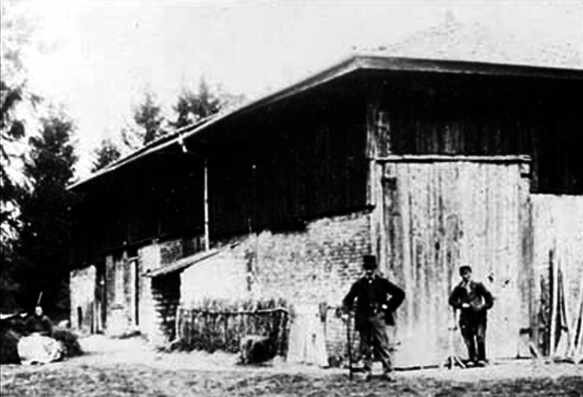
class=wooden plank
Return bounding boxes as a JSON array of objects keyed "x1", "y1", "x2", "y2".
[
  {"x1": 375, "y1": 155, "x2": 531, "y2": 163},
  {"x1": 388, "y1": 161, "x2": 528, "y2": 367},
  {"x1": 531, "y1": 194, "x2": 583, "y2": 357}
]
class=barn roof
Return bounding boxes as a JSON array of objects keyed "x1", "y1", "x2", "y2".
[
  {"x1": 143, "y1": 241, "x2": 239, "y2": 277},
  {"x1": 143, "y1": 248, "x2": 221, "y2": 278},
  {"x1": 70, "y1": 52, "x2": 583, "y2": 190}
]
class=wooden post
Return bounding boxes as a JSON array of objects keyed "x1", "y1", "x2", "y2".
[
  {"x1": 549, "y1": 248, "x2": 558, "y2": 356},
  {"x1": 204, "y1": 158, "x2": 210, "y2": 251}
]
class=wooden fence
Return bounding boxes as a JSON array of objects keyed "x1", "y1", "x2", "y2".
[{"x1": 175, "y1": 300, "x2": 290, "y2": 355}]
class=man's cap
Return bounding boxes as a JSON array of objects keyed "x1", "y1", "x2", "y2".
[
  {"x1": 363, "y1": 255, "x2": 377, "y2": 270},
  {"x1": 459, "y1": 265, "x2": 472, "y2": 274}
]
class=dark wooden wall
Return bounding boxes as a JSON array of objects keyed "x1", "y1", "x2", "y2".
[
  {"x1": 366, "y1": 71, "x2": 583, "y2": 194},
  {"x1": 73, "y1": 154, "x2": 205, "y2": 264},
  {"x1": 207, "y1": 85, "x2": 368, "y2": 238},
  {"x1": 72, "y1": 69, "x2": 582, "y2": 265},
  {"x1": 72, "y1": 78, "x2": 369, "y2": 264}
]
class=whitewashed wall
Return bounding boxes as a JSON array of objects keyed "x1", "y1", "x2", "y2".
[
  {"x1": 180, "y1": 253, "x2": 248, "y2": 307},
  {"x1": 70, "y1": 265, "x2": 96, "y2": 331}
]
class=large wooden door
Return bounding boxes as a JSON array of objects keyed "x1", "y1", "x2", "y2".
[{"x1": 375, "y1": 158, "x2": 531, "y2": 367}]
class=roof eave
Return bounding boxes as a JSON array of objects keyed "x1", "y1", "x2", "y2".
[{"x1": 68, "y1": 54, "x2": 583, "y2": 190}]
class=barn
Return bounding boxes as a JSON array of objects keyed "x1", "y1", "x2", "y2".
[{"x1": 68, "y1": 28, "x2": 583, "y2": 367}]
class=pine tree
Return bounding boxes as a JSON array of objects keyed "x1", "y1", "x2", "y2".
[
  {"x1": 0, "y1": 0, "x2": 39, "y2": 248},
  {"x1": 1, "y1": 0, "x2": 40, "y2": 311},
  {"x1": 170, "y1": 78, "x2": 222, "y2": 129},
  {"x1": 15, "y1": 110, "x2": 77, "y2": 315},
  {"x1": 132, "y1": 91, "x2": 167, "y2": 145},
  {"x1": 91, "y1": 138, "x2": 121, "y2": 172}
]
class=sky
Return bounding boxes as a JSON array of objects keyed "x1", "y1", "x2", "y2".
[{"x1": 9, "y1": 0, "x2": 583, "y2": 177}]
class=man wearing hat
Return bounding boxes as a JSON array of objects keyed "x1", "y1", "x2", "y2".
[
  {"x1": 342, "y1": 254, "x2": 405, "y2": 380},
  {"x1": 448, "y1": 265, "x2": 494, "y2": 366}
]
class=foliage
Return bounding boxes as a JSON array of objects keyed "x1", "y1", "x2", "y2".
[
  {"x1": 14, "y1": 110, "x2": 77, "y2": 315},
  {"x1": 1, "y1": 0, "x2": 41, "y2": 312},
  {"x1": 125, "y1": 91, "x2": 167, "y2": 147},
  {"x1": 170, "y1": 78, "x2": 221, "y2": 129},
  {"x1": 0, "y1": 0, "x2": 39, "y2": 248},
  {"x1": 51, "y1": 327, "x2": 83, "y2": 357},
  {"x1": 0, "y1": 328, "x2": 21, "y2": 364},
  {"x1": 170, "y1": 78, "x2": 246, "y2": 130},
  {"x1": 91, "y1": 138, "x2": 122, "y2": 172}
]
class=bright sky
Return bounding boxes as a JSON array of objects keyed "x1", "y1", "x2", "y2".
[{"x1": 13, "y1": 0, "x2": 583, "y2": 177}]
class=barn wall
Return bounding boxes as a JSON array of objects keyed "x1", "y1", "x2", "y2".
[
  {"x1": 151, "y1": 274, "x2": 180, "y2": 342},
  {"x1": 207, "y1": 91, "x2": 368, "y2": 239},
  {"x1": 136, "y1": 237, "x2": 207, "y2": 344},
  {"x1": 531, "y1": 194, "x2": 583, "y2": 355},
  {"x1": 137, "y1": 244, "x2": 162, "y2": 344},
  {"x1": 69, "y1": 265, "x2": 96, "y2": 332},
  {"x1": 72, "y1": 82, "x2": 369, "y2": 264},
  {"x1": 105, "y1": 254, "x2": 127, "y2": 336},
  {"x1": 233, "y1": 210, "x2": 371, "y2": 360},
  {"x1": 173, "y1": 210, "x2": 372, "y2": 362},
  {"x1": 366, "y1": 72, "x2": 583, "y2": 194},
  {"x1": 180, "y1": 253, "x2": 248, "y2": 306},
  {"x1": 371, "y1": 159, "x2": 532, "y2": 367}
]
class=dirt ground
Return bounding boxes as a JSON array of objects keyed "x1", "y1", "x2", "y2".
[{"x1": 1, "y1": 336, "x2": 582, "y2": 397}]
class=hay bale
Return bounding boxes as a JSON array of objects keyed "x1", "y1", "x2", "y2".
[
  {"x1": 0, "y1": 329, "x2": 21, "y2": 364},
  {"x1": 51, "y1": 328, "x2": 83, "y2": 357},
  {"x1": 239, "y1": 334, "x2": 274, "y2": 364}
]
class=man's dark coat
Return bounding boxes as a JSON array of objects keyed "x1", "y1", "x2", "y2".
[
  {"x1": 343, "y1": 275, "x2": 405, "y2": 330},
  {"x1": 448, "y1": 280, "x2": 494, "y2": 323}
]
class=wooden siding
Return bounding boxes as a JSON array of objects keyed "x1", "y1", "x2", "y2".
[
  {"x1": 531, "y1": 194, "x2": 583, "y2": 355},
  {"x1": 366, "y1": 72, "x2": 583, "y2": 194},
  {"x1": 371, "y1": 159, "x2": 531, "y2": 367},
  {"x1": 72, "y1": 81, "x2": 369, "y2": 263},
  {"x1": 208, "y1": 100, "x2": 367, "y2": 239},
  {"x1": 72, "y1": 156, "x2": 205, "y2": 263}
]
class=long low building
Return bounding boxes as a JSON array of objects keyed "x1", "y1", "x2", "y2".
[{"x1": 68, "y1": 39, "x2": 583, "y2": 367}]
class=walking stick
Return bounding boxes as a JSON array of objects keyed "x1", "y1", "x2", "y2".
[
  {"x1": 444, "y1": 308, "x2": 465, "y2": 369},
  {"x1": 345, "y1": 311, "x2": 353, "y2": 379}
]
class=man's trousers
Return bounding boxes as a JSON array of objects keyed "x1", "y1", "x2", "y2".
[
  {"x1": 358, "y1": 312, "x2": 392, "y2": 373},
  {"x1": 459, "y1": 315, "x2": 487, "y2": 362}
]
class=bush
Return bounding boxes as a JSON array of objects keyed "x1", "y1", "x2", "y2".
[
  {"x1": 51, "y1": 327, "x2": 83, "y2": 357},
  {"x1": 0, "y1": 329, "x2": 21, "y2": 364}
]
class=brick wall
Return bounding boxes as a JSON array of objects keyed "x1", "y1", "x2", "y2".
[
  {"x1": 138, "y1": 237, "x2": 202, "y2": 345},
  {"x1": 69, "y1": 265, "x2": 96, "y2": 332},
  {"x1": 152, "y1": 273, "x2": 180, "y2": 341},
  {"x1": 70, "y1": 211, "x2": 371, "y2": 360},
  {"x1": 225, "y1": 210, "x2": 372, "y2": 360},
  {"x1": 132, "y1": 214, "x2": 370, "y2": 354}
]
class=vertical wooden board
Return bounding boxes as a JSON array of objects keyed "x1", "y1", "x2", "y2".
[
  {"x1": 388, "y1": 161, "x2": 528, "y2": 367},
  {"x1": 532, "y1": 194, "x2": 583, "y2": 354},
  {"x1": 476, "y1": 164, "x2": 522, "y2": 359}
]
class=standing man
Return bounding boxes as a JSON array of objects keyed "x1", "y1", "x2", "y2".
[
  {"x1": 342, "y1": 255, "x2": 405, "y2": 381},
  {"x1": 448, "y1": 265, "x2": 494, "y2": 366}
]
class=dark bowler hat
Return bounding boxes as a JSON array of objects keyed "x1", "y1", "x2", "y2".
[
  {"x1": 459, "y1": 265, "x2": 472, "y2": 275},
  {"x1": 363, "y1": 255, "x2": 377, "y2": 270}
]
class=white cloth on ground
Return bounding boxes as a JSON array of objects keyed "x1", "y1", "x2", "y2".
[{"x1": 17, "y1": 333, "x2": 64, "y2": 364}]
